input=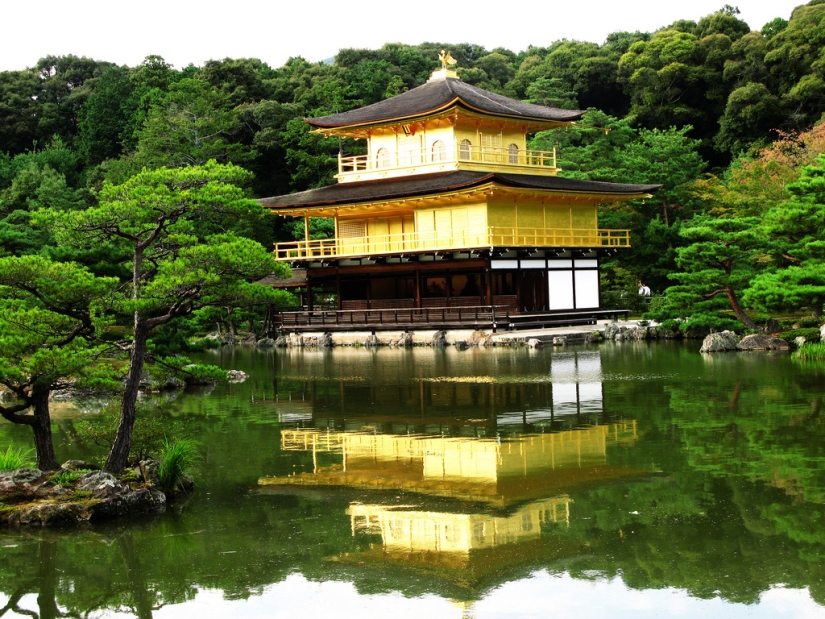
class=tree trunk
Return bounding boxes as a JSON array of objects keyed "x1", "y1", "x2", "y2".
[
  {"x1": 813, "y1": 302, "x2": 823, "y2": 319},
  {"x1": 37, "y1": 540, "x2": 59, "y2": 619},
  {"x1": 118, "y1": 534, "x2": 154, "y2": 619},
  {"x1": 31, "y1": 388, "x2": 59, "y2": 471},
  {"x1": 104, "y1": 318, "x2": 149, "y2": 473},
  {"x1": 662, "y1": 197, "x2": 669, "y2": 227},
  {"x1": 726, "y1": 286, "x2": 757, "y2": 330}
]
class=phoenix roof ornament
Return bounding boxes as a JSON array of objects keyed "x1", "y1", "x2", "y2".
[{"x1": 439, "y1": 50, "x2": 458, "y2": 70}]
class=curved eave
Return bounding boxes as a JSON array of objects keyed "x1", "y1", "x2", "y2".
[
  {"x1": 307, "y1": 99, "x2": 583, "y2": 136},
  {"x1": 263, "y1": 181, "x2": 659, "y2": 218}
]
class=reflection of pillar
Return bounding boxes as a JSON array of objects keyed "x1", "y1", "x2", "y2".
[{"x1": 118, "y1": 534, "x2": 154, "y2": 619}]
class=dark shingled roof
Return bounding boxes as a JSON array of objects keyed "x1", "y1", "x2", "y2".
[
  {"x1": 307, "y1": 78, "x2": 585, "y2": 128},
  {"x1": 259, "y1": 172, "x2": 661, "y2": 210}
]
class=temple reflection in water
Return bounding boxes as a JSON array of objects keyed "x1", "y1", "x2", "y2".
[{"x1": 258, "y1": 349, "x2": 653, "y2": 604}]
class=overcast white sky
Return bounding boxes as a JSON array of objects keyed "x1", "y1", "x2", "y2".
[{"x1": 0, "y1": 0, "x2": 808, "y2": 72}]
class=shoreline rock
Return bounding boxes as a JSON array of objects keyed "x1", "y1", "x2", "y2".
[
  {"x1": 736, "y1": 333, "x2": 790, "y2": 351},
  {"x1": 1, "y1": 467, "x2": 168, "y2": 528},
  {"x1": 700, "y1": 331, "x2": 740, "y2": 352}
]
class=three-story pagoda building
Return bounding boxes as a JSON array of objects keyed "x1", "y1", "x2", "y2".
[{"x1": 261, "y1": 56, "x2": 660, "y2": 330}]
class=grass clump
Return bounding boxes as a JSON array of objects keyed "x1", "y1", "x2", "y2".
[
  {"x1": 51, "y1": 469, "x2": 92, "y2": 487},
  {"x1": 157, "y1": 438, "x2": 201, "y2": 493},
  {"x1": 0, "y1": 447, "x2": 34, "y2": 471},
  {"x1": 793, "y1": 342, "x2": 825, "y2": 361}
]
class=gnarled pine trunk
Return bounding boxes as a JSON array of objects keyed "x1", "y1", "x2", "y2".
[
  {"x1": 104, "y1": 318, "x2": 149, "y2": 474},
  {"x1": 31, "y1": 388, "x2": 59, "y2": 471},
  {"x1": 726, "y1": 285, "x2": 757, "y2": 330}
]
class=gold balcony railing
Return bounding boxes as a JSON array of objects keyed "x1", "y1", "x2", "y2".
[
  {"x1": 338, "y1": 144, "x2": 557, "y2": 176},
  {"x1": 274, "y1": 227, "x2": 630, "y2": 261}
]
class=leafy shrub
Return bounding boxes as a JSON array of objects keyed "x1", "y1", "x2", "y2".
[
  {"x1": 188, "y1": 337, "x2": 221, "y2": 351},
  {"x1": 797, "y1": 317, "x2": 823, "y2": 329},
  {"x1": 76, "y1": 401, "x2": 185, "y2": 463},
  {"x1": 0, "y1": 446, "x2": 34, "y2": 470},
  {"x1": 778, "y1": 328, "x2": 822, "y2": 345},
  {"x1": 157, "y1": 438, "x2": 201, "y2": 493}
]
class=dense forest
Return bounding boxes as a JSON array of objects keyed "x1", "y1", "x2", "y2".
[{"x1": 1, "y1": 2, "x2": 825, "y2": 334}]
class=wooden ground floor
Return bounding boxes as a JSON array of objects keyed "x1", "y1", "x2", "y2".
[
  {"x1": 301, "y1": 252, "x2": 603, "y2": 315},
  {"x1": 268, "y1": 250, "x2": 627, "y2": 332}
]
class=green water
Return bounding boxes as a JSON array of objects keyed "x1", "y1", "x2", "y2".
[{"x1": 1, "y1": 343, "x2": 824, "y2": 618}]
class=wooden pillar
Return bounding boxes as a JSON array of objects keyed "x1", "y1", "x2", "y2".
[
  {"x1": 516, "y1": 266, "x2": 523, "y2": 314},
  {"x1": 414, "y1": 264, "x2": 422, "y2": 309},
  {"x1": 304, "y1": 214, "x2": 310, "y2": 242},
  {"x1": 307, "y1": 278, "x2": 313, "y2": 311},
  {"x1": 485, "y1": 266, "x2": 492, "y2": 306},
  {"x1": 336, "y1": 272, "x2": 342, "y2": 310}
]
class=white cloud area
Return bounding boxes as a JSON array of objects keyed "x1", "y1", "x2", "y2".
[
  {"x1": 78, "y1": 571, "x2": 822, "y2": 619},
  {"x1": 5, "y1": 572, "x2": 823, "y2": 618},
  {"x1": 0, "y1": 0, "x2": 809, "y2": 72}
]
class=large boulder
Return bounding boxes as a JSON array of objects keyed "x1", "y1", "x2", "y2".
[
  {"x1": 256, "y1": 337, "x2": 276, "y2": 348},
  {"x1": 76, "y1": 472, "x2": 126, "y2": 498},
  {"x1": 8, "y1": 503, "x2": 92, "y2": 527},
  {"x1": 700, "y1": 331, "x2": 740, "y2": 352},
  {"x1": 431, "y1": 331, "x2": 447, "y2": 347},
  {"x1": 0, "y1": 468, "x2": 44, "y2": 483},
  {"x1": 76, "y1": 471, "x2": 166, "y2": 519},
  {"x1": 737, "y1": 333, "x2": 790, "y2": 351},
  {"x1": 227, "y1": 370, "x2": 248, "y2": 383},
  {"x1": 60, "y1": 460, "x2": 99, "y2": 471},
  {"x1": 468, "y1": 330, "x2": 491, "y2": 347},
  {"x1": 92, "y1": 487, "x2": 166, "y2": 518},
  {"x1": 820, "y1": 324, "x2": 825, "y2": 342},
  {"x1": 603, "y1": 323, "x2": 623, "y2": 340}
]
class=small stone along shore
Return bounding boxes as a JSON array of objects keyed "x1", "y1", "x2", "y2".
[
  {"x1": 0, "y1": 460, "x2": 187, "y2": 527},
  {"x1": 252, "y1": 322, "x2": 664, "y2": 349}
]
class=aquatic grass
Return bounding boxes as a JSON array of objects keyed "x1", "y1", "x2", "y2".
[
  {"x1": 0, "y1": 446, "x2": 34, "y2": 471},
  {"x1": 793, "y1": 342, "x2": 825, "y2": 361},
  {"x1": 157, "y1": 438, "x2": 202, "y2": 493}
]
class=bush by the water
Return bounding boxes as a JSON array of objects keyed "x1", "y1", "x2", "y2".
[
  {"x1": 793, "y1": 342, "x2": 825, "y2": 361},
  {"x1": 0, "y1": 446, "x2": 34, "y2": 470},
  {"x1": 76, "y1": 401, "x2": 186, "y2": 463},
  {"x1": 778, "y1": 328, "x2": 822, "y2": 345},
  {"x1": 158, "y1": 438, "x2": 201, "y2": 492}
]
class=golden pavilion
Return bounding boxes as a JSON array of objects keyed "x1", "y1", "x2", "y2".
[{"x1": 261, "y1": 54, "x2": 660, "y2": 329}]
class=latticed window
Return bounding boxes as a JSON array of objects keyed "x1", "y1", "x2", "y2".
[
  {"x1": 508, "y1": 143, "x2": 519, "y2": 164},
  {"x1": 432, "y1": 140, "x2": 447, "y2": 161},
  {"x1": 459, "y1": 139, "x2": 471, "y2": 160},
  {"x1": 338, "y1": 220, "x2": 366, "y2": 238},
  {"x1": 375, "y1": 147, "x2": 391, "y2": 169}
]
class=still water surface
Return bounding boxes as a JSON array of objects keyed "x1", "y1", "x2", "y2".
[{"x1": 1, "y1": 343, "x2": 824, "y2": 618}]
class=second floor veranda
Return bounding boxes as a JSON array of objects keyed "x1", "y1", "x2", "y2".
[
  {"x1": 274, "y1": 226, "x2": 630, "y2": 262},
  {"x1": 337, "y1": 142, "x2": 559, "y2": 182}
]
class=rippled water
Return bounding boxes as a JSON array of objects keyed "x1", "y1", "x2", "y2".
[{"x1": 1, "y1": 342, "x2": 824, "y2": 618}]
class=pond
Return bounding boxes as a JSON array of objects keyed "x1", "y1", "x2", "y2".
[{"x1": 1, "y1": 342, "x2": 824, "y2": 618}]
